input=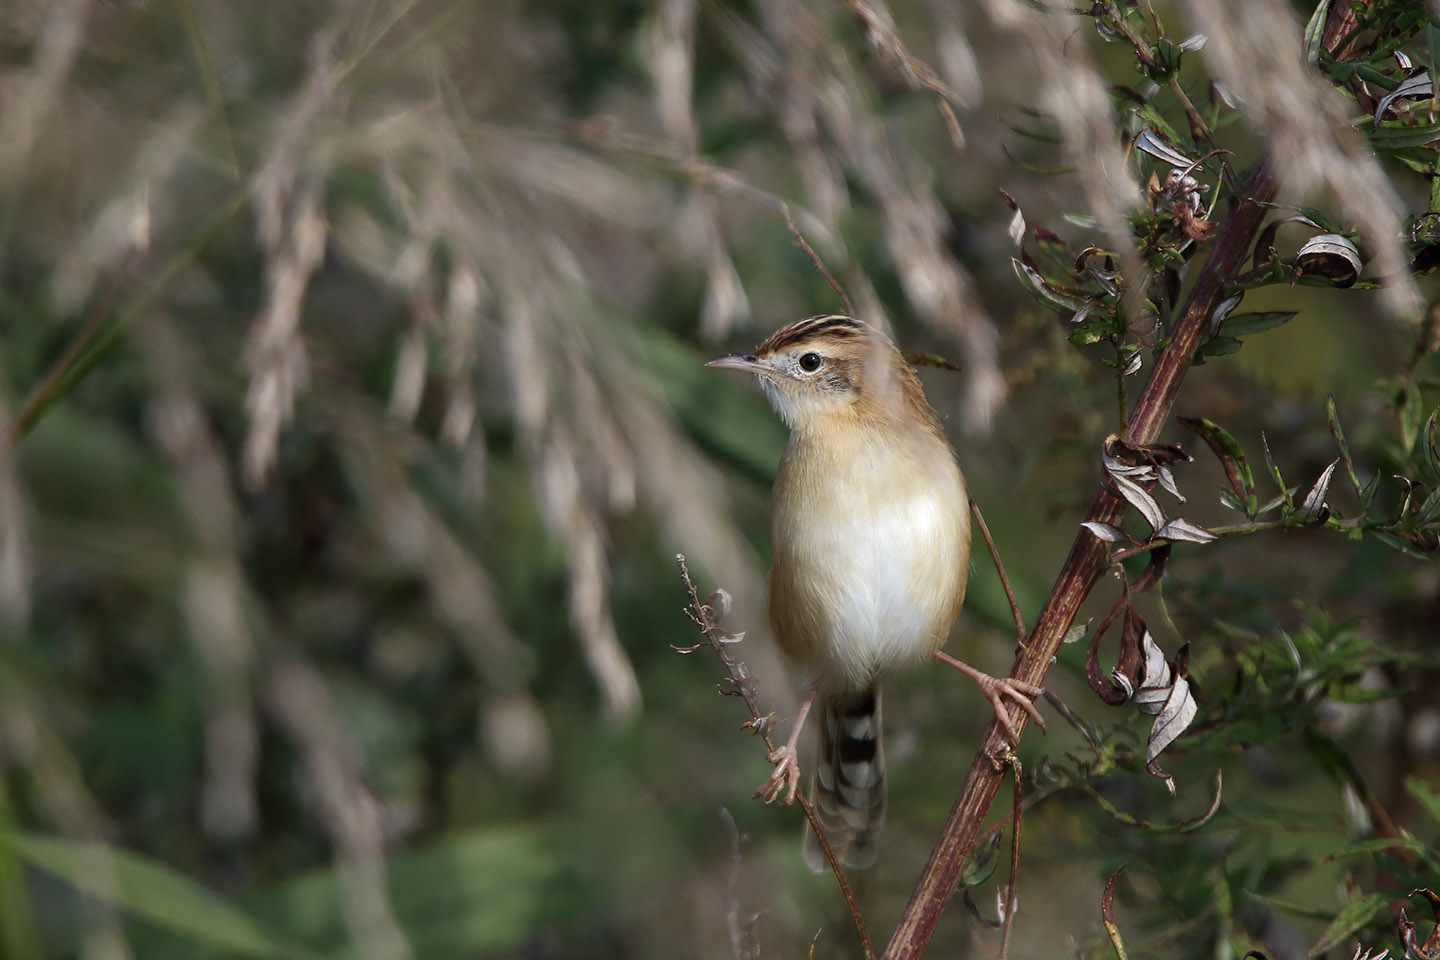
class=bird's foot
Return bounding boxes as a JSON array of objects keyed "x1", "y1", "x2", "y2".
[
  {"x1": 973, "y1": 672, "x2": 1046, "y2": 744},
  {"x1": 933, "y1": 650, "x2": 1046, "y2": 744},
  {"x1": 755, "y1": 743, "x2": 801, "y2": 805}
]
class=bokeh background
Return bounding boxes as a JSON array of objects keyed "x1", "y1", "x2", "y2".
[{"x1": 0, "y1": 1, "x2": 1436, "y2": 958}]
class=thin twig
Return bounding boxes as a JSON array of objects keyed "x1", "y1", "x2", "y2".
[
  {"x1": 1401, "y1": 305, "x2": 1440, "y2": 381},
  {"x1": 782, "y1": 203, "x2": 855, "y2": 318},
  {"x1": 906, "y1": 352, "x2": 963, "y2": 372},
  {"x1": 1168, "y1": 79, "x2": 1215, "y2": 148},
  {"x1": 1105, "y1": 513, "x2": 1374, "y2": 564},
  {"x1": 970, "y1": 497, "x2": 1026, "y2": 644},
  {"x1": 1042, "y1": 688, "x2": 1100, "y2": 747},
  {"x1": 675, "y1": 555, "x2": 874, "y2": 960},
  {"x1": 843, "y1": 0, "x2": 971, "y2": 107},
  {"x1": 176, "y1": 0, "x2": 239, "y2": 180},
  {"x1": 997, "y1": 755, "x2": 1023, "y2": 960}
]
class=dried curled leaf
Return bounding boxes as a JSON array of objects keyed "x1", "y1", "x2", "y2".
[
  {"x1": 1101, "y1": 866, "x2": 1126, "y2": 958},
  {"x1": 1000, "y1": 189, "x2": 1027, "y2": 248},
  {"x1": 1012, "y1": 258, "x2": 1088, "y2": 311},
  {"x1": 1297, "y1": 458, "x2": 1339, "y2": 523},
  {"x1": 1220, "y1": 310, "x2": 1298, "y2": 337},
  {"x1": 1130, "y1": 629, "x2": 1172, "y2": 713},
  {"x1": 1083, "y1": 521, "x2": 1132, "y2": 543},
  {"x1": 1210, "y1": 292, "x2": 1243, "y2": 336},
  {"x1": 1135, "y1": 126, "x2": 1195, "y2": 168},
  {"x1": 1400, "y1": 888, "x2": 1440, "y2": 960},
  {"x1": 1110, "y1": 472, "x2": 1165, "y2": 532},
  {"x1": 1294, "y1": 234, "x2": 1363, "y2": 286},
  {"x1": 1089, "y1": 610, "x2": 1197, "y2": 782},
  {"x1": 1154, "y1": 517, "x2": 1218, "y2": 543},
  {"x1": 1145, "y1": 669, "x2": 1196, "y2": 763},
  {"x1": 1373, "y1": 72, "x2": 1433, "y2": 123}
]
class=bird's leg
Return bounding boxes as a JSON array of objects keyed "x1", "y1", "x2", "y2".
[
  {"x1": 932, "y1": 650, "x2": 1045, "y2": 744},
  {"x1": 756, "y1": 683, "x2": 817, "y2": 805}
]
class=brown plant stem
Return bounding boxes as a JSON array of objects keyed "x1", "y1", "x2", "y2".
[{"x1": 881, "y1": 159, "x2": 1277, "y2": 959}]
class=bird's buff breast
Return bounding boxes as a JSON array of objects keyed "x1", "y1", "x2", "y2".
[{"x1": 768, "y1": 434, "x2": 970, "y2": 694}]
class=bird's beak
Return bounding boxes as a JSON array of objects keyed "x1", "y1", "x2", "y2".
[{"x1": 706, "y1": 353, "x2": 763, "y2": 374}]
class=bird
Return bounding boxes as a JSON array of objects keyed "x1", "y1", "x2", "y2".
[{"x1": 707, "y1": 314, "x2": 1043, "y2": 870}]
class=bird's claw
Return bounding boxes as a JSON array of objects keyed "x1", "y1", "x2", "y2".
[
  {"x1": 755, "y1": 743, "x2": 801, "y2": 805},
  {"x1": 978, "y1": 675, "x2": 1046, "y2": 744}
]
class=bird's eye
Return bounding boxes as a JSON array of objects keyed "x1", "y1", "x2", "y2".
[{"x1": 798, "y1": 352, "x2": 823, "y2": 372}]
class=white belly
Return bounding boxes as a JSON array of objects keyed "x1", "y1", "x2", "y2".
[{"x1": 770, "y1": 438, "x2": 969, "y2": 693}]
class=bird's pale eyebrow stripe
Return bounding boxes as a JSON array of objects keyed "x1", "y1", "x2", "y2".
[{"x1": 759, "y1": 315, "x2": 863, "y2": 353}]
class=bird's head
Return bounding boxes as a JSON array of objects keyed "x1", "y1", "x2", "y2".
[{"x1": 707, "y1": 315, "x2": 923, "y2": 432}]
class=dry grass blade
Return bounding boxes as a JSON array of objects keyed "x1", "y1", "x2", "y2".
[
  {"x1": 142, "y1": 317, "x2": 260, "y2": 841},
  {"x1": 0, "y1": 0, "x2": 90, "y2": 188},
  {"x1": 738, "y1": 0, "x2": 1005, "y2": 431},
  {"x1": 267, "y1": 660, "x2": 414, "y2": 960}
]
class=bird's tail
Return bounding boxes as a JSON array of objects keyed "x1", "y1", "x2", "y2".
[{"x1": 804, "y1": 686, "x2": 886, "y2": 871}]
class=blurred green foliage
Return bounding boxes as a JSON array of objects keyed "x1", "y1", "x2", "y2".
[{"x1": 0, "y1": 1, "x2": 1436, "y2": 959}]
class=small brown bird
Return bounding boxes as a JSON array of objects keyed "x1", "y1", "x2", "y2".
[{"x1": 708, "y1": 315, "x2": 1042, "y2": 870}]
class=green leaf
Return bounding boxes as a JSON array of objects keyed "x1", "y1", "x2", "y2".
[
  {"x1": 1198, "y1": 335, "x2": 1243, "y2": 358},
  {"x1": 1149, "y1": 37, "x2": 1182, "y2": 84},
  {"x1": 0, "y1": 789, "x2": 39, "y2": 960},
  {"x1": 2, "y1": 833, "x2": 314, "y2": 959},
  {"x1": 1218, "y1": 488, "x2": 1248, "y2": 513},
  {"x1": 242, "y1": 824, "x2": 599, "y2": 960},
  {"x1": 1069, "y1": 324, "x2": 1109, "y2": 345},
  {"x1": 1361, "y1": 472, "x2": 1382, "y2": 510},
  {"x1": 1256, "y1": 490, "x2": 1296, "y2": 516},
  {"x1": 1295, "y1": 205, "x2": 1347, "y2": 234},
  {"x1": 1399, "y1": 381, "x2": 1424, "y2": 453},
  {"x1": 1429, "y1": 24, "x2": 1440, "y2": 102},
  {"x1": 1372, "y1": 530, "x2": 1428, "y2": 558},
  {"x1": 1243, "y1": 889, "x2": 1334, "y2": 922},
  {"x1": 1262, "y1": 433, "x2": 1293, "y2": 510},
  {"x1": 1306, "y1": 892, "x2": 1390, "y2": 956},
  {"x1": 1423, "y1": 408, "x2": 1440, "y2": 485},
  {"x1": 1327, "y1": 395, "x2": 1365, "y2": 503},
  {"x1": 958, "y1": 831, "x2": 1002, "y2": 887},
  {"x1": 1321, "y1": 836, "x2": 1430, "y2": 861},
  {"x1": 1012, "y1": 258, "x2": 1090, "y2": 311},
  {"x1": 1137, "y1": 102, "x2": 1183, "y2": 146},
  {"x1": 1181, "y1": 417, "x2": 1258, "y2": 515},
  {"x1": 1368, "y1": 119, "x2": 1440, "y2": 151},
  {"x1": 1303, "y1": 0, "x2": 1328, "y2": 64},
  {"x1": 1407, "y1": 775, "x2": 1440, "y2": 824},
  {"x1": 1219, "y1": 311, "x2": 1298, "y2": 337},
  {"x1": 1416, "y1": 484, "x2": 1440, "y2": 524}
]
